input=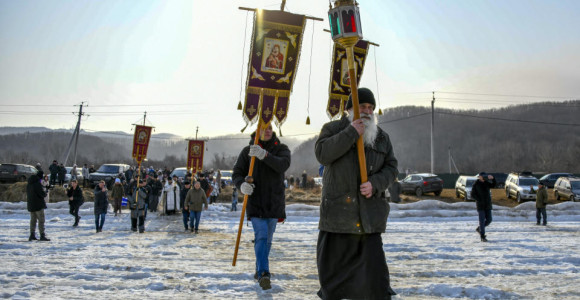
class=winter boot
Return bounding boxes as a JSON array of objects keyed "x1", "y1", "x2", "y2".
[
  {"x1": 258, "y1": 272, "x2": 271, "y2": 290},
  {"x1": 29, "y1": 233, "x2": 38, "y2": 241},
  {"x1": 39, "y1": 234, "x2": 51, "y2": 242},
  {"x1": 195, "y1": 229, "x2": 199, "y2": 234},
  {"x1": 480, "y1": 234, "x2": 488, "y2": 242}
]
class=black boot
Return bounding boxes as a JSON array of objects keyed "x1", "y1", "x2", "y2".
[
  {"x1": 39, "y1": 234, "x2": 51, "y2": 242},
  {"x1": 480, "y1": 234, "x2": 488, "y2": 242},
  {"x1": 29, "y1": 233, "x2": 37, "y2": 241},
  {"x1": 475, "y1": 226, "x2": 480, "y2": 233},
  {"x1": 258, "y1": 272, "x2": 271, "y2": 290}
]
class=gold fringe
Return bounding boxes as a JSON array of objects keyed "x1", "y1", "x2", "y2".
[
  {"x1": 262, "y1": 20, "x2": 304, "y2": 34},
  {"x1": 247, "y1": 86, "x2": 290, "y2": 97}
]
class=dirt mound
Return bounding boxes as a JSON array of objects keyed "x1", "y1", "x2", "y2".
[{"x1": 0, "y1": 183, "x2": 94, "y2": 203}]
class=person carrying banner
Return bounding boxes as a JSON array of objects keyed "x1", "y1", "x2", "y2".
[
  {"x1": 129, "y1": 179, "x2": 147, "y2": 233},
  {"x1": 232, "y1": 123, "x2": 291, "y2": 290},
  {"x1": 315, "y1": 88, "x2": 398, "y2": 300}
]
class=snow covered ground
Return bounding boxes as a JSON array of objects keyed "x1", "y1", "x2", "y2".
[{"x1": 0, "y1": 200, "x2": 579, "y2": 299}]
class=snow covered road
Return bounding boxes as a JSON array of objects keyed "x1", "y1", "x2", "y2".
[{"x1": 0, "y1": 201, "x2": 579, "y2": 299}]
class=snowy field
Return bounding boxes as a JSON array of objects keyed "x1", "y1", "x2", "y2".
[{"x1": 0, "y1": 200, "x2": 579, "y2": 299}]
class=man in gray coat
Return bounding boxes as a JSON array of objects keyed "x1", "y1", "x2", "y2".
[{"x1": 315, "y1": 88, "x2": 398, "y2": 300}]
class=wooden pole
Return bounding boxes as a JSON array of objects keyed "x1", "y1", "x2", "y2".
[
  {"x1": 232, "y1": 122, "x2": 262, "y2": 266},
  {"x1": 346, "y1": 46, "x2": 368, "y2": 183}
]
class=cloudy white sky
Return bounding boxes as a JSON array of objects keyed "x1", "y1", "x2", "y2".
[{"x1": 1, "y1": 0, "x2": 579, "y2": 139}]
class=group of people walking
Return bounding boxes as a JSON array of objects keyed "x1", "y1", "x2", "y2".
[{"x1": 26, "y1": 87, "x2": 553, "y2": 299}]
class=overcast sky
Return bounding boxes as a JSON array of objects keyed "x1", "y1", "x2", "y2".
[{"x1": 1, "y1": 0, "x2": 579, "y2": 140}]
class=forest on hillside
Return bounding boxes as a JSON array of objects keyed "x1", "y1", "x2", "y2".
[{"x1": 1, "y1": 101, "x2": 579, "y2": 176}]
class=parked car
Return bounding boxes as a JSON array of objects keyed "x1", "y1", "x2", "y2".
[
  {"x1": 554, "y1": 177, "x2": 580, "y2": 202},
  {"x1": 455, "y1": 175, "x2": 477, "y2": 201},
  {"x1": 219, "y1": 170, "x2": 233, "y2": 186},
  {"x1": 88, "y1": 164, "x2": 130, "y2": 188},
  {"x1": 400, "y1": 173, "x2": 443, "y2": 197},
  {"x1": 487, "y1": 172, "x2": 508, "y2": 188},
  {"x1": 539, "y1": 173, "x2": 574, "y2": 189},
  {"x1": 0, "y1": 163, "x2": 38, "y2": 183},
  {"x1": 63, "y1": 167, "x2": 84, "y2": 184},
  {"x1": 505, "y1": 172, "x2": 539, "y2": 203},
  {"x1": 170, "y1": 167, "x2": 189, "y2": 182}
]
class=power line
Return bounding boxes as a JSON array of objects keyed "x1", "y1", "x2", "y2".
[
  {"x1": 436, "y1": 111, "x2": 580, "y2": 127},
  {"x1": 437, "y1": 91, "x2": 576, "y2": 99}
]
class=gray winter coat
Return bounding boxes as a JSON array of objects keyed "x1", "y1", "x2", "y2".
[
  {"x1": 315, "y1": 116, "x2": 398, "y2": 234},
  {"x1": 93, "y1": 186, "x2": 109, "y2": 215},
  {"x1": 129, "y1": 186, "x2": 147, "y2": 218}
]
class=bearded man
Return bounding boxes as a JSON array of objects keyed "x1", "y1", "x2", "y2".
[{"x1": 315, "y1": 87, "x2": 399, "y2": 300}]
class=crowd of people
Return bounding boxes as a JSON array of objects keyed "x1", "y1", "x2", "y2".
[{"x1": 25, "y1": 87, "x2": 549, "y2": 298}]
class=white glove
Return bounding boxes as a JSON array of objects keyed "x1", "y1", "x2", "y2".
[
  {"x1": 241, "y1": 182, "x2": 254, "y2": 195},
  {"x1": 249, "y1": 145, "x2": 267, "y2": 160}
]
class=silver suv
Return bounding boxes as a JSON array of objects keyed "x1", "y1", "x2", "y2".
[
  {"x1": 455, "y1": 175, "x2": 477, "y2": 201},
  {"x1": 554, "y1": 177, "x2": 580, "y2": 202},
  {"x1": 505, "y1": 172, "x2": 539, "y2": 203}
]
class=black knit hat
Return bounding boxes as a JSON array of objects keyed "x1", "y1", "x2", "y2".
[{"x1": 345, "y1": 87, "x2": 376, "y2": 111}]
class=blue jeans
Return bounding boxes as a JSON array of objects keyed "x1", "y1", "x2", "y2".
[
  {"x1": 95, "y1": 213, "x2": 106, "y2": 230},
  {"x1": 251, "y1": 218, "x2": 277, "y2": 277},
  {"x1": 478, "y1": 209, "x2": 492, "y2": 235},
  {"x1": 182, "y1": 211, "x2": 190, "y2": 229},
  {"x1": 536, "y1": 208, "x2": 547, "y2": 225},
  {"x1": 189, "y1": 211, "x2": 202, "y2": 230}
]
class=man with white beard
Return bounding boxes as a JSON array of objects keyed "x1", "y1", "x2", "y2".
[{"x1": 315, "y1": 87, "x2": 399, "y2": 300}]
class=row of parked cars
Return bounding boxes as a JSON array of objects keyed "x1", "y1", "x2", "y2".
[{"x1": 455, "y1": 172, "x2": 579, "y2": 203}]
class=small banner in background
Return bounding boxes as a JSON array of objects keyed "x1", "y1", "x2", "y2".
[
  {"x1": 187, "y1": 140, "x2": 205, "y2": 174},
  {"x1": 326, "y1": 40, "x2": 369, "y2": 120},
  {"x1": 132, "y1": 125, "x2": 153, "y2": 163},
  {"x1": 242, "y1": 9, "x2": 306, "y2": 130}
]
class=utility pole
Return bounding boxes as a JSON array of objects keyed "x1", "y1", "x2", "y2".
[
  {"x1": 431, "y1": 91, "x2": 435, "y2": 174},
  {"x1": 62, "y1": 102, "x2": 85, "y2": 166}
]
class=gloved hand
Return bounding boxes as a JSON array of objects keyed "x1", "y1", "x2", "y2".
[
  {"x1": 248, "y1": 145, "x2": 267, "y2": 160},
  {"x1": 241, "y1": 182, "x2": 255, "y2": 195}
]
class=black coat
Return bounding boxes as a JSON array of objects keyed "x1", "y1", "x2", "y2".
[
  {"x1": 233, "y1": 132, "x2": 290, "y2": 219},
  {"x1": 180, "y1": 187, "x2": 190, "y2": 212},
  {"x1": 67, "y1": 186, "x2": 84, "y2": 205},
  {"x1": 471, "y1": 178, "x2": 496, "y2": 210},
  {"x1": 93, "y1": 186, "x2": 109, "y2": 215},
  {"x1": 27, "y1": 174, "x2": 47, "y2": 212}
]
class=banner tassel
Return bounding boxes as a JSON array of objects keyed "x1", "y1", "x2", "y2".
[
  {"x1": 378, "y1": 108, "x2": 383, "y2": 115},
  {"x1": 306, "y1": 116, "x2": 310, "y2": 125},
  {"x1": 240, "y1": 123, "x2": 248, "y2": 133},
  {"x1": 279, "y1": 127, "x2": 283, "y2": 137},
  {"x1": 237, "y1": 101, "x2": 242, "y2": 110}
]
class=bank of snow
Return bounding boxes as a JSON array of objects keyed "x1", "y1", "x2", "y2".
[{"x1": 0, "y1": 200, "x2": 578, "y2": 299}]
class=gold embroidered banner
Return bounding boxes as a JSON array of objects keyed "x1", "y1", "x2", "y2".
[
  {"x1": 326, "y1": 40, "x2": 370, "y2": 120},
  {"x1": 132, "y1": 125, "x2": 152, "y2": 163},
  {"x1": 187, "y1": 140, "x2": 205, "y2": 174},
  {"x1": 242, "y1": 9, "x2": 306, "y2": 130}
]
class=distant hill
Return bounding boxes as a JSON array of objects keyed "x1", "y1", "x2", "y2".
[
  {"x1": 286, "y1": 101, "x2": 580, "y2": 178},
  {"x1": 1, "y1": 101, "x2": 578, "y2": 175},
  {"x1": 0, "y1": 127, "x2": 302, "y2": 170}
]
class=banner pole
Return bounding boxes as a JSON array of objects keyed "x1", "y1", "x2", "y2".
[{"x1": 232, "y1": 122, "x2": 262, "y2": 266}]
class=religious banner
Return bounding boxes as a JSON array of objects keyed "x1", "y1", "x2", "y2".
[
  {"x1": 187, "y1": 140, "x2": 205, "y2": 174},
  {"x1": 132, "y1": 125, "x2": 152, "y2": 163},
  {"x1": 326, "y1": 39, "x2": 370, "y2": 120},
  {"x1": 242, "y1": 9, "x2": 306, "y2": 130}
]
